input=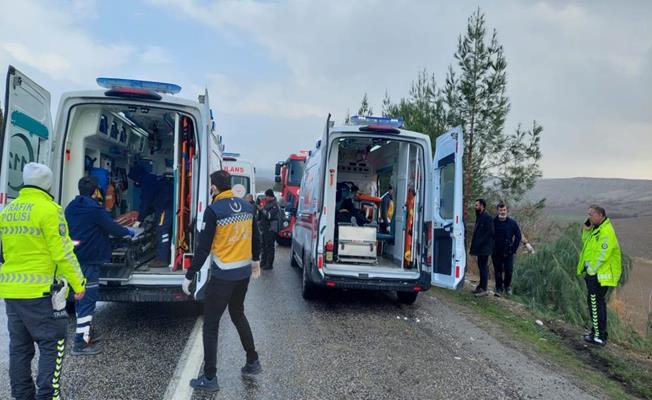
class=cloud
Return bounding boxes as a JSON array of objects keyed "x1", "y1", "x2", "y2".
[
  {"x1": 204, "y1": 73, "x2": 325, "y2": 118},
  {"x1": 0, "y1": 1, "x2": 135, "y2": 86},
  {"x1": 146, "y1": 0, "x2": 652, "y2": 178},
  {"x1": 2, "y1": 0, "x2": 649, "y2": 179},
  {"x1": 140, "y1": 46, "x2": 173, "y2": 65}
]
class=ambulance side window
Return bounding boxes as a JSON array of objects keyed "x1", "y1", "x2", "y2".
[{"x1": 439, "y1": 161, "x2": 455, "y2": 220}]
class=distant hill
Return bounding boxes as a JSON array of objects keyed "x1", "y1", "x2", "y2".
[
  {"x1": 256, "y1": 176, "x2": 276, "y2": 193},
  {"x1": 526, "y1": 178, "x2": 652, "y2": 218}
]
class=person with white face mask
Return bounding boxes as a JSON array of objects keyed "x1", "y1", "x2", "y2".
[{"x1": 492, "y1": 202, "x2": 522, "y2": 296}]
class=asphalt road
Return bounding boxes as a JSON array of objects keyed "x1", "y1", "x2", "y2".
[{"x1": 0, "y1": 246, "x2": 601, "y2": 400}]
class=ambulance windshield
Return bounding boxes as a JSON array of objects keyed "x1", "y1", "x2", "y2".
[{"x1": 287, "y1": 159, "x2": 305, "y2": 186}]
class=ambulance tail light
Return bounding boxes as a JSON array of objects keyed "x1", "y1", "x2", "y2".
[
  {"x1": 425, "y1": 222, "x2": 432, "y2": 265},
  {"x1": 317, "y1": 254, "x2": 324, "y2": 270},
  {"x1": 325, "y1": 241, "x2": 334, "y2": 263},
  {"x1": 105, "y1": 87, "x2": 162, "y2": 101}
]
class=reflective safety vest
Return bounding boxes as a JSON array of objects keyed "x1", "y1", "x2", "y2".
[
  {"x1": 576, "y1": 218, "x2": 622, "y2": 287},
  {"x1": 0, "y1": 187, "x2": 86, "y2": 299},
  {"x1": 209, "y1": 190, "x2": 254, "y2": 270}
]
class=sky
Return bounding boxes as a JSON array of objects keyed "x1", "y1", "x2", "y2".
[{"x1": 0, "y1": 0, "x2": 650, "y2": 179}]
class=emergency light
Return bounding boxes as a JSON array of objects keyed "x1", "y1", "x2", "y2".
[
  {"x1": 350, "y1": 115, "x2": 404, "y2": 128},
  {"x1": 96, "y1": 77, "x2": 182, "y2": 95}
]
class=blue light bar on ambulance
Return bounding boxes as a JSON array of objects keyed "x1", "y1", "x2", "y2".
[
  {"x1": 96, "y1": 77, "x2": 182, "y2": 95},
  {"x1": 350, "y1": 115, "x2": 404, "y2": 128}
]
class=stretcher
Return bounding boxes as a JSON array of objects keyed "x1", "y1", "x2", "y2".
[{"x1": 99, "y1": 213, "x2": 156, "y2": 282}]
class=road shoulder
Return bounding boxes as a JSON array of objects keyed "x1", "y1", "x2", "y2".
[{"x1": 428, "y1": 284, "x2": 651, "y2": 400}]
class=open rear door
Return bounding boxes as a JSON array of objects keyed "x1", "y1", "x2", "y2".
[
  {"x1": 0, "y1": 66, "x2": 53, "y2": 209},
  {"x1": 431, "y1": 127, "x2": 465, "y2": 289},
  {"x1": 192, "y1": 89, "x2": 215, "y2": 300}
]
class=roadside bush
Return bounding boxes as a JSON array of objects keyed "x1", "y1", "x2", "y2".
[{"x1": 512, "y1": 225, "x2": 633, "y2": 336}]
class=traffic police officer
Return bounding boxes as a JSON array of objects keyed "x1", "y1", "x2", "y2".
[
  {"x1": 577, "y1": 204, "x2": 622, "y2": 346},
  {"x1": 0, "y1": 163, "x2": 86, "y2": 400}
]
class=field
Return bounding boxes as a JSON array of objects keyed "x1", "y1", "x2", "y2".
[{"x1": 609, "y1": 216, "x2": 652, "y2": 335}]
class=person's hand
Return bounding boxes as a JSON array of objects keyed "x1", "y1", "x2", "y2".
[
  {"x1": 182, "y1": 278, "x2": 192, "y2": 296},
  {"x1": 132, "y1": 221, "x2": 141, "y2": 228},
  {"x1": 74, "y1": 290, "x2": 85, "y2": 301},
  {"x1": 525, "y1": 242, "x2": 535, "y2": 254},
  {"x1": 251, "y1": 261, "x2": 261, "y2": 279},
  {"x1": 126, "y1": 228, "x2": 136, "y2": 237}
]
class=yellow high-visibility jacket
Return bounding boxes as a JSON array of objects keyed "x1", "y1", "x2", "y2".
[
  {"x1": 576, "y1": 218, "x2": 622, "y2": 287},
  {"x1": 0, "y1": 187, "x2": 86, "y2": 299}
]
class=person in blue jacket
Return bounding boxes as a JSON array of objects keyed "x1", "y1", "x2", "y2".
[
  {"x1": 128, "y1": 164, "x2": 174, "y2": 268},
  {"x1": 65, "y1": 176, "x2": 135, "y2": 355}
]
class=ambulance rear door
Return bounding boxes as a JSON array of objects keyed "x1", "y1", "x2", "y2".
[
  {"x1": 431, "y1": 126, "x2": 466, "y2": 289},
  {"x1": 0, "y1": 66, "x2": 54, "y2": 209},
  {"x1": 192, "y1": 89, "x2": 217, "y2": 300}
]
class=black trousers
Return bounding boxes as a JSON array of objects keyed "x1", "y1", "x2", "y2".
[
  {"x1": 492, "y1": 254, "x2": 514, "y2": 291},
  {"x1": 5, "y1": 297, "x2": 67, "y2": 400},
  {"x1": 203, "y1": 277, "x2": 258, "y2": 379},
  {"x1": 477, "y1": 255, "x2": 489, "y2": 290},
  {"x1": 261, "y1": 230, "x2": 276, "y2": 268},
  {"x1": 585, "y1": 275, "x2": 609, "y2": 340}
]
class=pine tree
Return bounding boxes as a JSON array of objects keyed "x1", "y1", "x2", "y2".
[
  {"x1": 344, "y1": 108, "x2": 351, "y2": 124},
  {"x1": 355, "y1": 8, "x2": 543, "y2": 215},
  {"x1": 381, "y1": 91, "x2": 392, "y2": 117},
  {"x1": 357, "y1": 93, "x2": 373, "y2": 116},
  {"x1": 444, "y1": 8, "x2": 542, "y2": 211},
  {"x1": 385, "y1": 70, "x2": 447, "y2": 148}
]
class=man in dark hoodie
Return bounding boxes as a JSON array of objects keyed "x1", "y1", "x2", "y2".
[
  {"x1": 258, "y1": 189, "x2": 281, "y2": 270},
  {"x1": 470, "y1": 198, "x2": 494, "y2": 297},
  {"x1": 65, "y1": 176, "x2": 135, "y2": 355},
  {"x1": 492, "y1": 202, "x2": 522, "y2": 297}
]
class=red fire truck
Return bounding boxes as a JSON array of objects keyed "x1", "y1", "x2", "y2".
[{"x1": 274, "y1": 151, "x2": 308, "y2": 246}]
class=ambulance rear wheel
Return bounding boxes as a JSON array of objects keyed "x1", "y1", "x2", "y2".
[
  {"x1": 302, "y1": 259, "x2": 318, "y2": 300},
  {"x1": 397, "y1": 291, "x2": 418, "y2": 305}
]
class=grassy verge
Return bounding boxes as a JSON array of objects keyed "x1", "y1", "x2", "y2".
[{"x1": 429, "y1": 286, "x2": 652, "y2": 400}]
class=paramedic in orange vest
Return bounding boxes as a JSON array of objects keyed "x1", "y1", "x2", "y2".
[{"x1": 182, "y1": 170, "x2": 262, "y2": 392}]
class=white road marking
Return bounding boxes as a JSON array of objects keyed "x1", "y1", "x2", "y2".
[{"x1": 163, "y1": 316, "x2": 204, "y2": 400}]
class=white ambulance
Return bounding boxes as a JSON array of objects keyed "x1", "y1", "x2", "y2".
[
  {"x1": 0, "y1": 66, "x2": 222, "y2": 301},
  {"x1": 291, "y1": 115, "x2": 465, "y2": 304},
  {"x1": 222, "y1": 153, "x2": 256, "y2": 198}
]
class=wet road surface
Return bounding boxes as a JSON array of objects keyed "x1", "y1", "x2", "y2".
[{"x1": 1, "y1": 246, "x2": 600, "y2": 399}]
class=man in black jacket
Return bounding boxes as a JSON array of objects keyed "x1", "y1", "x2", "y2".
[
  {"x1": 470, "y1": 199, "x2": 494, "y2": 296},
  {"x1": 182, "y1": 171, "x2": 262, "y2": 392},
  {"x1": 258, "y1": 189, "x2": 280, "y2": 270},
  {"x1": 492, "y1": 202, "x2": 522, "y2": 297}
]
